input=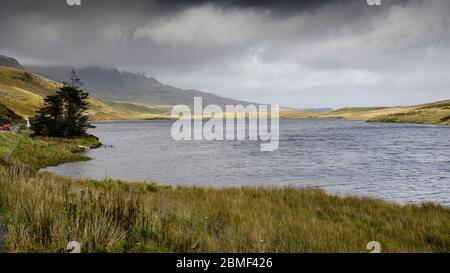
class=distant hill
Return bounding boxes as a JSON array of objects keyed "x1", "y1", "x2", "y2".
[
  {"x1": 29, "y1": 66, "x2": 255, "y2": 108},
  {"x1": 301, "y1": 108, "x2": 333, "y2": 113},
  {"x1": 0, "y1": 55, "x2": 24, "y2": 70},
  {"x1": 281, "y1": 100, "x2": 450, "y2": 126},
  {"x1": 367, "y1": 100, "x2": 450, "y2": 125}
]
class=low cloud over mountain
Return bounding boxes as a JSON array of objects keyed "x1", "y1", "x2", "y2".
[{"x1": 1, "y1": 0, "x2": 449, "y2": 107}]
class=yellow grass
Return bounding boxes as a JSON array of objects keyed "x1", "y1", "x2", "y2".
[
  {"x1": 0, "y1": 133, "x2": 449, "y2": 253},
  {"x1": 281, "y1": 100, "x2": 450, "y2": 125}
]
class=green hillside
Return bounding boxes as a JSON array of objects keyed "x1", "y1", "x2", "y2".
[
  {"x1": 0, "y1": 66, "x2": 58, "y2": 117},
  {"x1": 0, "y1": 65, "x2": 170, "y2": 121},
  {"x1": 282, "y1": 100, "x2": 450, "y2": 126},
  {"x1": 0, "y1": 103, "x2": 22, "y2": 124},
  {"x1": 367, "y1": 100, "x2": 450, "y2": 125}
]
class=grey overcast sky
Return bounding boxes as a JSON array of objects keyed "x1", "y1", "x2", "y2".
[{"x1": 0, "y1": 0, "x2": 449, "y2": 108}]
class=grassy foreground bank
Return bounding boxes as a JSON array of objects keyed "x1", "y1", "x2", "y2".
[{"x1": 0, "y1": 133, "x2": 449, "y2": 253}]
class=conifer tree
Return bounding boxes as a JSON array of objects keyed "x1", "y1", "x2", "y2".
[{"x1": 31, "y1": 71, "x2": 94, "y2": 137}]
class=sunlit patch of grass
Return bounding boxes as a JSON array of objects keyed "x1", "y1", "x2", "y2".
[
  {"x1": 0, "y1": 132, "x2": 101, "y2": 169},
  {"x1": 368, "y1": 105, "x2": 450, "y2": 125}
]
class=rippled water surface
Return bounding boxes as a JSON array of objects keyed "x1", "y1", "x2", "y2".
[{"x1": 46, "y1": 119, "x2": 450, "y2": 205}]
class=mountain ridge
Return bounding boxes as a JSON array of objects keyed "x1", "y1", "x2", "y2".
[
  {"x1": 29, "y1": 65, "x2": 256, "y2": 108},
  {"x1": 0, "y1": 55, "x2": 24, "y2": 70}
]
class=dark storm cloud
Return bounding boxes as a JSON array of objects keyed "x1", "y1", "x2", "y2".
[
  {"x1": 0, "y1": 0, "x2": 349, "y2": 13},
  {"x1": 0, "y1": 0, "x2": 347, "y2": 68},
  {"x1": 0, "y1": 0, "x2": 393, "y2": 68},
  {"x1": 0, "y1": 0, "x2": 449, "y2": 107}
]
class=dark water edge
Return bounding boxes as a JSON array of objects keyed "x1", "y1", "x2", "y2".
[{"x1": 45, "y1": 119, "x2": 450, "y2": 206}]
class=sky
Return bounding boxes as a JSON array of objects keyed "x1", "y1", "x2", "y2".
[{"x1": 0, "y1": 0, "x2": 449, "y2": 108}]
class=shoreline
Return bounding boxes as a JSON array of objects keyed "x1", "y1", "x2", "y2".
[
  {"x1": 4, "y1": 122, "x2": 448, "y2": 208},
  {"x1": 43, "y1": 130, "x2": 448, "y2": 207},
  {"x1": 88, "y1": 114, "x2": 450, "y2": 126},
  {"x1": 279, "y1": 101, "x2": 450, "y2": 126},
  {"x1": 1, "y1": 132, "x2": 449, "y2": 253}
]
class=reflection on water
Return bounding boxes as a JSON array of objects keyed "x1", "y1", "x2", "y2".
[{"x1": 45, "y1": 119, "x2": 450, "y2": 205}]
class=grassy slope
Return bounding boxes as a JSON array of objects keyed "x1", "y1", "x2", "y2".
[
  {"x1": 0, "y1": 67, "x2": 57, "y2": 117},
  {"x1": 95, "y1": 101, "x2": 171, "y2": 120},
  {"x1": 0, "y1": 66, "x2": 170, "y2": 121},
  {"x1": 0, "y1": 103, "x2": 22, "y2": 124},
  {"x1": 281, "y1": 100, "x2": 450, "y2": 125},
  {"x1": 0, "y1": 132, "x2": 449, "y2": 253},
  {"x1": 367, "y1": 100, "x2": 450, "y2": 125}
]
